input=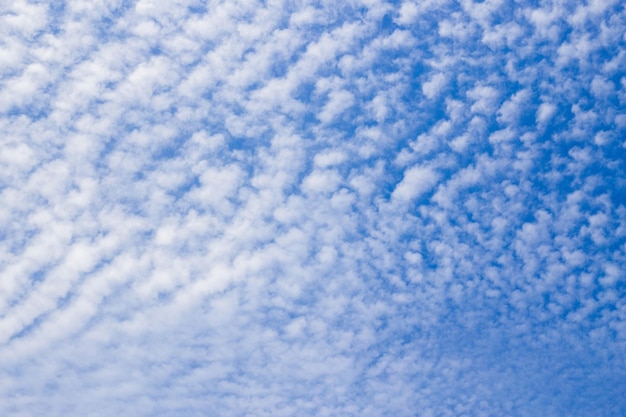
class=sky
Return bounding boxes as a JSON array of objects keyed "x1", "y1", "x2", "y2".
[{"x1": 0, "y1": 0, "x2": 625, "y2": 416}]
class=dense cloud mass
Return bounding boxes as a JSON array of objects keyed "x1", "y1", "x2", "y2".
[{"x1": 1, "y1": 0, "x2": 625, "y2": 416}]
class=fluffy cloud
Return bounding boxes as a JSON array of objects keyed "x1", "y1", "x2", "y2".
[{"x1": 392, "y1": 166, "x2": 439, "y2": 202}]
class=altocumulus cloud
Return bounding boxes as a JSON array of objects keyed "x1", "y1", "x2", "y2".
[{"x1": 1, "y1": 0, "x2": 625, "y2": 416}]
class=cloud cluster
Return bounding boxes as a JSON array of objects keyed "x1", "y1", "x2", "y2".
[{"x1": 1, "y1": 0, "x2": 625, "y2": 416}]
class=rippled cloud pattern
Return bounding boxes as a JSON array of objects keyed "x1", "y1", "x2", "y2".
[{"x1": 1, "y1": 0, "x2": 625, "y2": 416}]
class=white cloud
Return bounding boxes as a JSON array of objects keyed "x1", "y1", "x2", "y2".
[
  {"x1": 314, "y1": 150, "x2": 348, "y2": 168},
  {"x1": 468, "y1": 84, "x2": 501, "y2": 115},
  {"x1": 536, "y1": 102, "x2": 556, "y2": 124},
  {"x1": 302, "y1": 169, "x2": 342, "y2": 194},
  {"x1": 317, "y1": 89, "x2": 355, "y2": 123},
  {"x1": 396, "y1": 1, "x2": 421, "y2": 25},
  {"x1": 497, "y1": 88, "x2": 531, "y2": 126},
  {"x1": 392, "y1": 166, "x2": 439, "y2": 202},
  {"x1": 422, "y1": 73, "x2": 447, "y2": 99}
]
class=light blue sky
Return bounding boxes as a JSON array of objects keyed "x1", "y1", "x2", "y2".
[{"x1": 1, "y1": 0, "x2": 625, "y2": 416}]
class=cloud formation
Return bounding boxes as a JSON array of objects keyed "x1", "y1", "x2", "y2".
[{"x1": 1, "y1": 0, "x2": 625, "y2": 416}]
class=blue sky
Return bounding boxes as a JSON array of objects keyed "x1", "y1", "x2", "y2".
[{"x1": 1, "y1": 0, "x2": 625, "y2": 416}]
